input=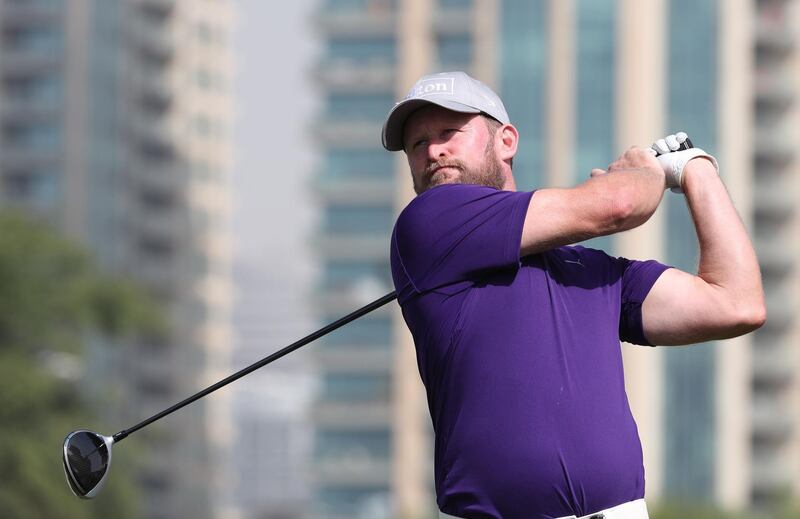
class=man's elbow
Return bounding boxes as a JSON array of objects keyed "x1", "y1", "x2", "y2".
[
  {"x1": 738, "y1": 301, "x2": 767, "y2": 333},
  {"x1": 604, "y1": 189, "x2": 650, "y2": 234},
  {"x1": 725, "y1": 300, "x2": 767, "y2": 337}
]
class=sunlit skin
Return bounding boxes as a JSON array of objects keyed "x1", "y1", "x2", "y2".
[{"x1": 402, "y1": 105, "x2": 519, "y2": 195}]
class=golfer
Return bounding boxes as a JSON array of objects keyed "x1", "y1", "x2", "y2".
[{"x1": 382, "y1": 71, "x2": 765, "y2": 519}]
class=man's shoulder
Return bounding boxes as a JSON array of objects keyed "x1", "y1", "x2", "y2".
[
  {"x1": 395, "y1": 184, "x2": 498, "y2": 235},
  {"x1": 398, "y1": 184, "x2": 524, "y2": 226}
]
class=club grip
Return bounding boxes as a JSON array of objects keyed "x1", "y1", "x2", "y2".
[{"x1": 653, "y1": 136, "x2": 693, "y2": 156}]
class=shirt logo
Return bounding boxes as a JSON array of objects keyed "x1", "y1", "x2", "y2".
[
  {"x1": 407, "y1": 78, "x2": 455, "y2": 99},
  {"x1": 564, "y1": 259, "x2": 584, "y2": 268}
]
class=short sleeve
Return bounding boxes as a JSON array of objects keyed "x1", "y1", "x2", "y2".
[
  {"x1": 619, "y1": 259, "x2": 672, "y2": 346},
  {"x1": 390, "y1": 184, "x2": 533, "y2": 303}
]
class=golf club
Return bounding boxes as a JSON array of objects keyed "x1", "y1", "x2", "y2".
[
  {"x1": 63, "y1": 290, "x2": 398, "y2": 499},
  {"x1": 62, "y1": 134, "x2": 696, "y2": 500}
]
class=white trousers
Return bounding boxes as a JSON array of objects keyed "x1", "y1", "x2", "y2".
[
  {"x1": 439, "y1": 498, "x2": 649, "y2": 519},
  {"x1": 556, "y1": 498, "x2": 649, "y2": 519}
]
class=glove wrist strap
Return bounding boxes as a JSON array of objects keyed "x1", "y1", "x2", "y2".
[{"x1": 670, "y1": 148, "x2": 719, "y2": 193}]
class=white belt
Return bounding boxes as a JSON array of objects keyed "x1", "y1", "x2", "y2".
[
  {"x1": 556, "y1": 498, "x2": 649, "y2": 519},
  {"x1": 438, "y1": 498, "x2": 648, "y2": 519}
]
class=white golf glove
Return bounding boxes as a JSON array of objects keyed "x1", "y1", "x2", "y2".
[{"x1": 650, "y1": 132, "x2": 718, "y2": 193}]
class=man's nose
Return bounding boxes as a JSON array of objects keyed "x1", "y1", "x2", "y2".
[{"x1": 426, "y1": 140, "x2": 449, "y2": 160}]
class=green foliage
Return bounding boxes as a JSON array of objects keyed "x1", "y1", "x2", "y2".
[
  {"x1": 650, "y1": 500, "x2": 800, "y2": 519},
  {"x1": 650, "y1": 501, "x2": 743, "y2": 519},
  {"x1": 0, "y1": 211, "x2": 164, "y2": 518}
]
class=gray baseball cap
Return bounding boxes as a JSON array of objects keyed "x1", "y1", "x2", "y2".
[{"x1": 381, "y1": 71, "x2": 510, "y2": 151}]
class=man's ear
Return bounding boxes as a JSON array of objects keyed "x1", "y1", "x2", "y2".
[{"x1": 497, "y1": 124, "x2": 519, "y2": 163}]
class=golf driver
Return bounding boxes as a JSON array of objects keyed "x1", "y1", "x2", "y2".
[{"x1": 63, "y1": 290, "x2": 397, "y2": 498}]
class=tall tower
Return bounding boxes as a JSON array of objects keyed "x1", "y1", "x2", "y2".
[
  {"x1": 311, "y1": 0, "x2": 800, "y2": 516},
  {"x1": 311, "y1": 0, "x2": 494, "y2": 517},
  {"x1": 0, "y1": 1, "x2": 233, "y2": 517},
  {"x1": 750, "y1": 0, "x2": 800, "y2": 509},
  {"x1": 501, "y1": 0, "x2": 752, "y2": 509},
  {"x1": 499, "y1": 0, "x2": 800, "y2": 513}
]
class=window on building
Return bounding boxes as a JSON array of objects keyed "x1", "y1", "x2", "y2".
[
  {"x1": 437, "y1": 35, "x2": 472, "y2": 69},
  {"x1": 325, "y1": 149, "x2": 393, "y2": 180},
  {"x1": 324, "y1": 205, "x2": 393, "y2": 234},
  {"x1": 315, "y1": 429, "x2": 391, "y2": 460},
  {"x1": 327, "y1": 93, "x2": 394, "y2": 121},
  {"x1": 322, "y1": 373, "x2": 391, "y2": 402},
  {"x1": 328, "y1": 37, "x2": 395, "y2": 63},
  {"x1": 324, "y1": 316, "x2": 391, "y2": 347},
  {"x1": 324, "y1": 260, "x2": 391, "y2": 289},
  {"x1": 439, "y1": 0, "x2": 473, "y2": 8}
]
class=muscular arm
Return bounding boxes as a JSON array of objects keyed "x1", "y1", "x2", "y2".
[
  {"x1": 521, "y1": 147, "x2": 666, "y2": 256},
  {"x1": 642, "y1": 159, "x2": 766, "y2": 345}
]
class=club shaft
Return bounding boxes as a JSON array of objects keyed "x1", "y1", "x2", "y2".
[{"x1": 112, "y1": 290, "x2": 398, "y2": 443}]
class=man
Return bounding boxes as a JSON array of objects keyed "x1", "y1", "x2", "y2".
[{"x1": 382, "y1": 71, "x2": 765, "y2": 519}]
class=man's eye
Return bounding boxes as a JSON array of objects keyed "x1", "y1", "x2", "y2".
[{"x1": 413, "y1": 139, "x2": 426, "y2": 149}]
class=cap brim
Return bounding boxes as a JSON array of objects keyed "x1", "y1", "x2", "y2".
[{"x1": 381, "y1": 99, "x2": 482, "y2": 151}]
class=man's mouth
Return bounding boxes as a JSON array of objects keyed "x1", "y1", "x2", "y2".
[{"x1": 428, "y1": 164, "x2": 461, "y2": 177}]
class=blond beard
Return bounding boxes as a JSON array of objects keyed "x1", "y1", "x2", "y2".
[{"x1": 413, "y1": 139, "x2": 506, "y2": 195}]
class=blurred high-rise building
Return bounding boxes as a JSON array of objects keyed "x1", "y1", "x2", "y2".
[
  {"x1": 310, "y1": 0, "x2": 800, "y2": 517},
  {"x1": 312, "y1": 0, "x2": 479, "y2": 517},
  {"x1": 750, "y1": 0, "x2": 800, "y2": 508},
  {"x1": 0, "y1": 0, "x2": 233, "y2": 517},
  {"x1": 229, "y1": 260, "x2": 315, "y2": 518}
]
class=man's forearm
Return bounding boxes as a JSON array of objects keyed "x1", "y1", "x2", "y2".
[
  {"x1": 682, "y1": 158, "x2": 766, "y2": 327},
  {"x1": 598, "y1": 166, "x2": 665, "y2": 232},
  {"x1": 520, "y1": 148, "x2": 666, "y2": 256}
]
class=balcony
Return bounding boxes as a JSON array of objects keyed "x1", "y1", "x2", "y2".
[
  {"x1": 751, "y1": 454, "x2": 793, "y2": 493},
  {"x1": 315, "y1": 60, "x2": 395, "y2": 92},
  {"x1": 130, "y1": 57, "x2": 174, "y2": 111},
  {"x1": 315, "y1": 348, "x2": 393, "y2": 373},
  {"x1": 751, "y1": 398, "x2": 794, "y2": 441},
  {"x1": 433, "y1": 7, "x2": 474, "y2": 35},
  {"x1": 315, "y1": 287, "x2": 394, "y2": 317},
  {"x1": 137, "y1": 0, "x2": 176, "y2": 18},
  {"x1": 132, "y1": 163, "x2": 186, "y2": 200},
  {"x1": 752, "y1": 345, "x2": 794, "y2": 386},
  {"x1": 755, "y1": 18, "x2": 794, "y2": 55},
  {"x1": 754, "y1": 129, "x2": 795, "y2": 168},
  {"x1": 313, "y1": 119, "x2": 383, "y2": 147},
  {"x1": 132, "y1": 18, "x2": 175, "y2": 64},
  {"x1": 762, "y1": 285, "x2": 795, "y2": 330},
  {"x1": 315, "y1": 9, "x2": 396, "y2": 37},
  {"x1": 313, "y1": 178, "x2": 394, "y2": 204},
  {"x1": 0, "y1": 48, "x2": 59, "y2": 77},
  {"x1": 312, "y1": 401, "x2": 391, "y2": 427},
  {"x1": 133, "y1": 250, "x2": 179, "y2": 290},
  {"x1": 753, "y1": 171, "x2": 796, "y2": 218},
  {"x1": 128, "y1": 112, "x2": 177, "y2": 160},
  {"x1": 755, "y1": 70, "x2": 795, "y2": 109},
  {"x1": 130, "y1": 110, "x2": 175, "y2": 143},
  {"x1": 314, "y1": 232, "x2": 389, "y2": 261},
  {"x1": 0, "y1": 1, "x2": 61, "y2": 26},
  {"x1": 0, "y1": 99, "x2": 59, "y2": 123},
  {"x1": 311, "y1": 457, "x2": 391, "y2": 486},
  {"x1": 755, "y1": 235, "x2": 794, "y2": 277},
  {"x1": 134, "y1": 203, "x2": 179, "y2": 245},
  {"x1": 0, "y1": 145, "x2": 59, "y2": 170}
]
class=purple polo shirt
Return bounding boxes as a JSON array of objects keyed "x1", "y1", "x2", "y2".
[{"x1": 390, "y1": 184, "x2": 670, "y2": 519}]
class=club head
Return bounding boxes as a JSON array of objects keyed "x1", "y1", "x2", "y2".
[{"x1": 62, "y1": 430, "x2": 114, "y2": 499}]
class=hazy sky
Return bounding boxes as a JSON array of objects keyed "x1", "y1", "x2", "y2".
[{"x1": 231, "y1": 0, "x2": 318, "y2": 275}]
